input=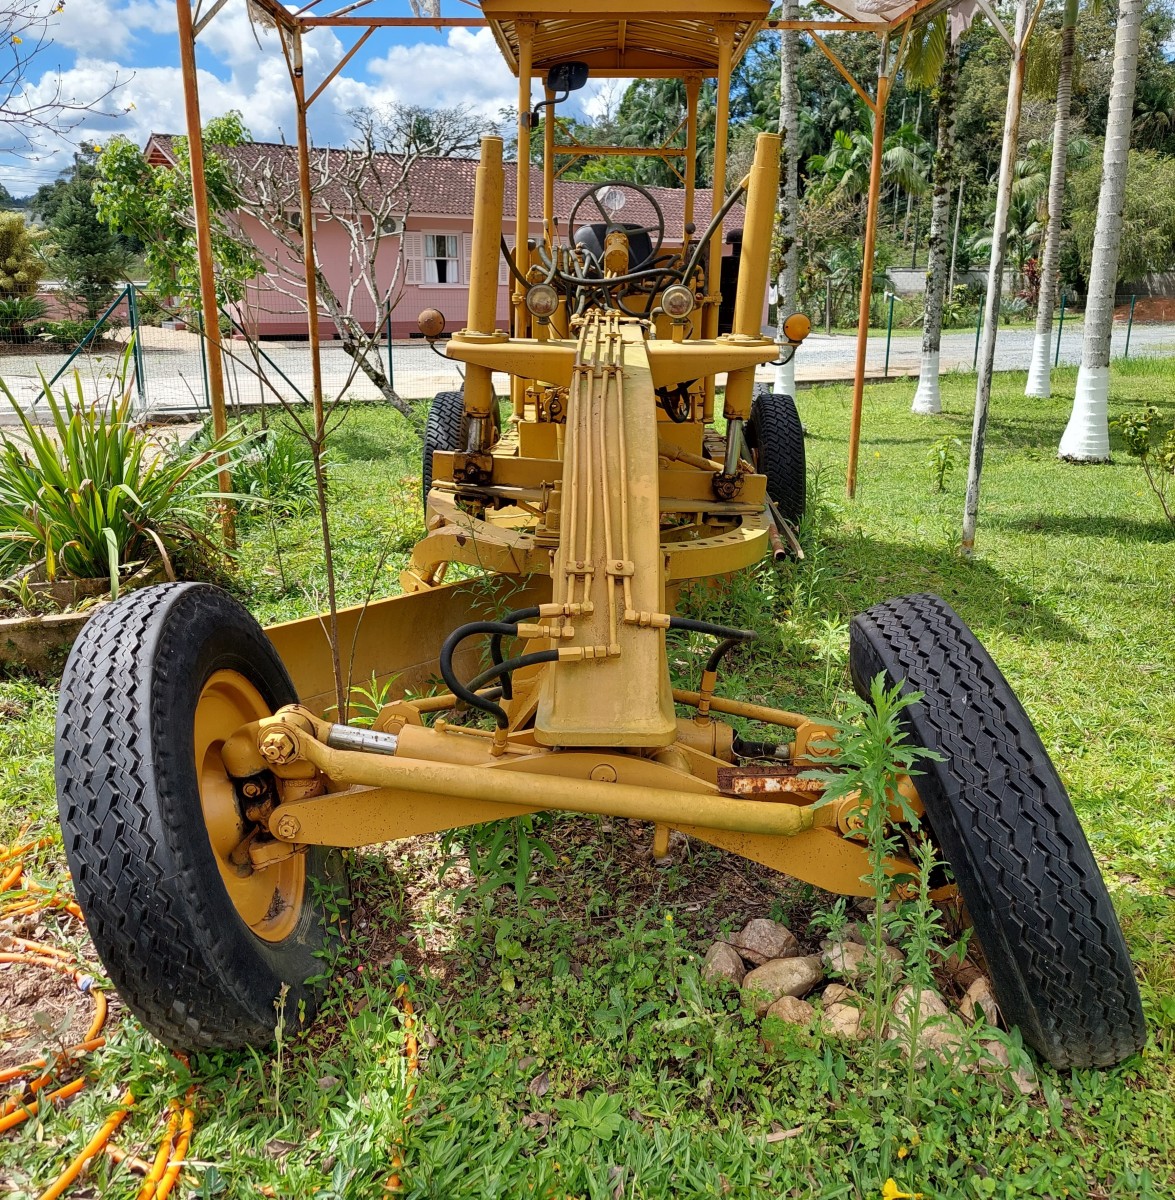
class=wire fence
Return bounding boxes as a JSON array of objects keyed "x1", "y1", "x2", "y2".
[{"x1": 4, "y1": 283, "x2": 1175, "y2": 422}]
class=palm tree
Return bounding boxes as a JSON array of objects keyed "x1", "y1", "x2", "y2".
[
  {"x1": 1132, "y1": 76, "x2": 1175, "y2": 150},
  {"x1": 1058, "y1": 0, "x2": 1144, "y2": 461},
  {"x1": 1025, "y1": 0, "x2": 1079, "y2": 399},
  {"x1": 908, "y1": 14, "x2": 957, "y2": 415},
  {"x1": 773, "y1": 0, "x2": 800, "y2": 396},
  {"x1": 808, "y1": 120, "x2": 930, "y2": 199}
]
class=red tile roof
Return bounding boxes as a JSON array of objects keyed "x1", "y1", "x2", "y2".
[{"x1": 144, "y1": 134, "x2": 745, "y2": 237}]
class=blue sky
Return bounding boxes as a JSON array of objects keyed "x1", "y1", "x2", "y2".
[{"x1": 2, "y1": 1, "x2": 616, "y2": 196}]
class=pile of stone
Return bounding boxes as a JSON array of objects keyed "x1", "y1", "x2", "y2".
[{"x1": 700, "y1": 915, "x2": 1035, "y2": 1093}]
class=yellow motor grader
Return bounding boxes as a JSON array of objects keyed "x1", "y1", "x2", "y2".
[{"x1": 56, "y1": 0, "x2": 1142, "y2": 1070}]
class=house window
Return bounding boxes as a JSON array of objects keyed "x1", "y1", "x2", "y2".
[{"x1": 424, "y1": 234, "x2": 460, "y2": 284}]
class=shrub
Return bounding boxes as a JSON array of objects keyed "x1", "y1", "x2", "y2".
[
  {"x1": 233, "y1": 428, "x2": 319, "y2": 520},
  {"x1": 0, "y1": 212, "x2": 47, "y2": 297},
  {"x1": 0, "y1": 296, "x2": 48, "y2": 340},
  {"x1": 37, "y1": 319, "x2": 95, "y2": 348},
  {"x1": 0, "y1": 353, "x2": 242, "y2": 596},
  {"x1": 1112, "y1": 406, "x2": 1175, "y2": 524}
]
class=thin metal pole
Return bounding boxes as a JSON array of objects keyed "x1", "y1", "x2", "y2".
[
  {"x1": 962, "y1": 0, "x2": 1030, "y2": 557},
  {"x1": 176, "y1": 0, "x2": 234, "y2": 545},
  {"x1": 973, "y1": 300, "x2": 983, "y2": 369},
  {"x1": 826, "y1": 277, "x2": 833, "y2": 334},
  {"x1": 291, "y1": 28, "x2": 325, "y2": 437},
  {"x1": 884, "y1": 291, "x2": 895, "y2": 377},
  {"x1": 386, "y1": 309, "x2": 394, "y2": 391},
  {"x1": 1124, "y1": 293, "x2": 1136, "y2": 358},
  {"x1": 683, "y1": 74, "x2": 701, "y2": 239},
  {"x1": 36, "y1": 285, "x2": 130, "y2": 401},
  {"x1": 948, "y1": 177, "x2": 964, "y2": 296},
  {"x1": 129, "y1": 284, "x2": 147, "y2": 415},
  {"x1": 846, "y1": 49, "x2": 889, "y2": 499},
  {"x1": 1054, "y1": 292, "x2": 1066, "y2": 367}
]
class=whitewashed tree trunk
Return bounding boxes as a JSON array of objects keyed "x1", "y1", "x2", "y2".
[
  {"x1": 1025, "y1": 0, "x2": 1077, "y2": 398},
  {"x1": 911, "y1": 40, "x2": 959, "y2": 415},
  {"x1": 1059, "y1": 0, "x2": 1143, "y2": 460},
  {"x1": 773, "y1": 0, "x2": 799, "y2": 397},
  {"x1": 961, "y1": 0, "x2": 1030, "y2": 555}
]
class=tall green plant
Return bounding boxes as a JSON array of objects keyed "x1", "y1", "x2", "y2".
[{"x1": 0, "y1": 351, "x2": 243, "y2": 594}]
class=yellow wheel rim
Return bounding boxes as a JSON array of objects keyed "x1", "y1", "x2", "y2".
[{"x1": 195, "y1": 670, "x2": 305, "y2": 943}]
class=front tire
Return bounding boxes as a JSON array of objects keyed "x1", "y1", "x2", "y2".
[
  {"x1": 56, "y1": 584, "x2": 347, "y2": 1051},
  {"x1": 747, "y1": 387, "x2": 806, "y2": 525},
  {"x1": 849, "y1": 593, "x2": 1145, "y2": 1069}
]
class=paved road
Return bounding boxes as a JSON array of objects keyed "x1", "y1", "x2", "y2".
[{"x1": 1, "y1": 318, "x2": 1171, "y2": 421}]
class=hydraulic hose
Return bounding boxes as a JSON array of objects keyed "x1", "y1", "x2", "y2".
[
  {"x1": 489, "y1": 606, "x2": 541, "y2": 700},
  {"x1": 440, "y1": 620, "x2": 521, "y2": 728},
  {"x1": 466, "y1": 650, "x2": 561, "y2": 696}
]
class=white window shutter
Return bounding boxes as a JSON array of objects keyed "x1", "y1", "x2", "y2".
[
  {"x1": 402, "y1": 231, "x2": 423, "y2": 286},
  {"x1": 461, "y1": 232, "x2": 474, "y2": 285},
  {"x1": 499, "y1": 235, "x2": 515, "y2": 286}
]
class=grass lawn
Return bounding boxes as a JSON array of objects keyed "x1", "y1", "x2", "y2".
[{"x1": 2, "y1": 360, "x2": 1174, "y2": 1199}]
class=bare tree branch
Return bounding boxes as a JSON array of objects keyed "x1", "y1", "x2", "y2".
[{"x1": 0, "y1": 1, "x2": 129, "y2": 158}]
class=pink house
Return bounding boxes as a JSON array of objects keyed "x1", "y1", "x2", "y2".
[{"x1": 144, "y1": 135, "x2": 748, "y2": 339}]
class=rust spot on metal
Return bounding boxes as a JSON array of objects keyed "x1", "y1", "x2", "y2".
[{"x1": 717, "y1": 764, "x2": 826, "y2": 798}]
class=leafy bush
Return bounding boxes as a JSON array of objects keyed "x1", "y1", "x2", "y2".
[
  {"x1": 999, "y1": 295, "x2": 1029, "y2": 324},
  {"x1": 233, "y1": 428, "x2": 319, "y2": 520},
  {"x1": 0, "y1": 355, "x2": 242, "y2": 596},
  {"x1": 1112, "y1": 406, "x2": 1175, "y2": 523},
  {"x1": 0, "y1": 212, "x2": 47, "y2": 297},
  {"x1": 0, "y1": 296, "x2": 48, "y2": 340},
  {"x1": 36, "y1": 319, "x2": 94, "y2": 347}
]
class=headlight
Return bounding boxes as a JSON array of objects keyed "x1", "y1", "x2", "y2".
[
  {"x1": 525, "y1": 283, "x2": 560, "y2": 318},
  {"x1": 661, "y1": 284, "x2": 695, "y2": 319}
]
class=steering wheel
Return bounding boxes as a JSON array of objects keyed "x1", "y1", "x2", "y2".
[{"x1": 567, "y1": 182, "x2": 666, "y2": 270}]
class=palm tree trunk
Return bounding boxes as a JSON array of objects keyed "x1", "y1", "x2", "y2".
[
  {"x1": 911, "y1": 39, "x2": 959, "y2": 414},
  {"x1": 773, "y1": 0, "x2": 800, "y2": 396},
  {"x1": 1059, "y1": 0, "x2": 1143, "y2": 460},
  {"x1": 1025, "y1": 0, "x2": 1078, "y2": 398}
]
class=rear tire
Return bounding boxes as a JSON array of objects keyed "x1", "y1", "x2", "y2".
[
  {"x1": 849, "y1": 592, "x2": 1145, "y2": 1068},
  {"x1": 56, "y1": 583, "x2": 348, "y2": 1051},
  {"x1": 747, "y1": 387, "x2": 806, "y2": 525}
]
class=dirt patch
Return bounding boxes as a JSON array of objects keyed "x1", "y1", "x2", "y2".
[
  {"x1": 0, "y1": 955, "x2": 96, "y2": 1071},
  {"x1": 1114, "y1": 296, "x2": 1175, "y2": 323},
  {"x1": 0, "y1": 339, "x2": 124, "y2": 358}
]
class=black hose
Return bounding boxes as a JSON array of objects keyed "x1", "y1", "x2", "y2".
[
  {"x1": 490, "y1": 606, "x2": 541, "y2": 700},
  {"x1": 668, "y1": 616, "x2": 756, "y2": 643},
  {"x1": 704, "y1": 637, "x2": 745, "y2": 675},
  {"x1": 732, "y1": 735, "x2": 790, "y2": 760},
  {"x1": 466, "y1": 649, "x2": 561, "y2": 696},
  {"x1": 440, "y1": 620, "x2": 520, "y2": 728},
  {"x1": 682, "y1": 183, "x2": 749, "y2": 284}
]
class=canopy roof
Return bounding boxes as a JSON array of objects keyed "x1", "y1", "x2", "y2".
[{"x1": 481, "y1": 0, "x2": 770, "y2": 78}]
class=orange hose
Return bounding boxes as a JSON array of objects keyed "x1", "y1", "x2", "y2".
[
  {"x1": 0, "y1": 838, "x2": 53, "y2": 863},
  {"x1": 106, "y1": 1144, "x2": 153, "y2": 1174},
  {"x1": 0, "y1": 1077, "x2": 86, "y2": 1134},
  {"x1": 0, "y1": 864, "x2": 21, "y2": 892},
  {"x1": 135, "y1": 1102, "x2": 180, "y2": 1200},
  {"x1": 0, "y1": 1038, "x2": 106, "y2": 1086},
  {"x1": 36, "y1": 1088, "x2": 134, "y2": 1200},
  {"x1": 150, "y1": 1098, "x2": 195, "y2": 1200}
]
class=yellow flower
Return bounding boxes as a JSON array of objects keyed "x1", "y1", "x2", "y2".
[
  {"x1": 881, "y1": 1181, "x2": 922, "y2": 1200},
  {"x1": 664, "y1": 912, "x2": 673, "y2": 924},
  {"x1": 11, "y1": 35, "x2": 22, "y2": 44},
  {"x1": 897, "y1": 1146, "x2": 908, "y2": 1159}
]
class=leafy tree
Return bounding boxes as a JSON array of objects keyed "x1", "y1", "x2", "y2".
[
  {"x1": 0, "y1": 210, "x2": 46, "y2": 295},
  {"x1": 92, "y1": 112, "x2": 260, "y2": 314},
  {"x1": 1067, "y1": 147, "x2": 1175, "y2": 284},
  {"x1": 35, "y1": 147, "x2": 130, "y2": 319}
]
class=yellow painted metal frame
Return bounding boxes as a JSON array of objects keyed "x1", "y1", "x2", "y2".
[{"x1": 172, "y1": 0, "x2": 944, "y2": 903}]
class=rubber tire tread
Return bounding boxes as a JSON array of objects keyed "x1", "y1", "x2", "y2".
[
  {"x1": 55, "y1": 583, "x2": 347, "y2": 1051},
  {"x1": 422, "y1": 389, "x2": 467, "y2": 501},
  {"x1": 849, "y1": 592, "x2": 1145, "y2": 1068},
  {"x1": 747, "y1": 388, "x2": 806, "y2": 525}
]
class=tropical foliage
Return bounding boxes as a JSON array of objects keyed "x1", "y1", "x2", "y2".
[{"x1": 0, "y1": 354, "x2": 242, "y2": 593}]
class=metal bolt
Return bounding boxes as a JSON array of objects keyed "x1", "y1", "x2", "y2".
[
  {"x1": 275, "y1": 814, "x2": 301, "y2": 841},
  {"x1": 260, "y1": 730, "x2": 296, "y2": 765},
  {"x1": 589, "y1": 764, "x2": 617, "y2": 783}
]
